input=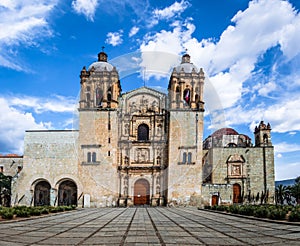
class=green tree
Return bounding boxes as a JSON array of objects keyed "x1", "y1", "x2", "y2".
[
  {"x1": 0, "y1": 173, "x2": 12, "y2": 207},
  {"x1": 290, "y1": 176, "x2": 300, "y2": 204},
  {"x1": 275, "y1": 184, "x2": 289, "y2": 205}
]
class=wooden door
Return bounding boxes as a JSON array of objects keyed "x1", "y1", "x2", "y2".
[
  {"x1": 233, "y1": 183, "x2": 241, "y2": 204},
  {"x1": 211, "y1": 195, "x2": 218, "y2": 206},
  {"x1": 134, "y1": 179, "x2": 150, "y2": 205}
]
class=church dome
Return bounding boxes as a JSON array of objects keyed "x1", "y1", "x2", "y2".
[
  {"x1": 211, "y1": 128, "x2": 239, "y2": 138},
  {"x1": 175, "y1": 53, "x2": 198, "y2": 73},
  {"x1": 88, "y1": 51, "x2": 114, "y2": 72}
]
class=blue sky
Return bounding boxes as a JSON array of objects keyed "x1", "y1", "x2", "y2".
[{"x1": 1, "y1": 0, "x2": 300, "y2": 181}]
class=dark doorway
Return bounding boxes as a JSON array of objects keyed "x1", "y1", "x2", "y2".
[
  {"x1": 34, "y1": 180, "x2": 51, "y2": 206},
  {"x1": 58, "y1": 180, "x2": 77, "y2": 206},
  {"x1": 134, "y1": 179, "x2": 150, "y2": 205}
]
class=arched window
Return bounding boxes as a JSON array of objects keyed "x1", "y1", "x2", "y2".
[
  {"x1": 92, "y1": 152, "x2": 96, "y2": 162},
  {"x1": 183, "y1": 152, "x2": 187, "y2": 163},
  {"x1": 87, "y1": 152, "x2": 91, "y2": 162},
  {"x1": 107, "y1": 89, "x2": 112, "y2": 101},
  {"x1": 175, "y1": 86, "x2": 180, "y2": 105},
  {"x1": 96, "y1": 87, "x2": 102, "y2": 106},
  {"x1": 183, "y1": 89, "x2": 190, "y2": 104},
  {"x1": 263, "y1": 134, "x2": 268, "y2": 144},
  {"x1": 138, "y1": 124, "x2": 149, "y2": 141},
  {"x1": 86, "y1": 86, "x2": 91, "y2": 107},
  {"x1": 187, "y1": 152, "x2": 192, "y2": 163}
]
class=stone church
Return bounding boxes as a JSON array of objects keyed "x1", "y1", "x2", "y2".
[{"x1": 0, "y1": 49, "x2": 275, "y2": 207}]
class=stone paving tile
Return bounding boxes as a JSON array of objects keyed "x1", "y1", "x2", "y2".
[{"x1": 35, "y1": 237, "x2": 83, "y2": 245}]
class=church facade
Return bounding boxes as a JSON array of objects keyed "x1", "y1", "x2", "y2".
[{"x1": 0, "y1": 49, "x2": 275, "y2": 207}]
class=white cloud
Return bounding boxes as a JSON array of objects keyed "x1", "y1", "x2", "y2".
[
  {"x1": 0, "y1": 0, "x2": 57, "y2": 70},
  {"x1": 0, "y1": 94, "x2": 78, "y2": 154},
  {"x1": 6, "y1": 95, "x2": 77, "y2": 114},
  {"x1": 275, "y1": 142, "x2": 300, "y2": 153},
  {"x1": 106, "y1": 31, "x2": 123, "y2": 46},
  {"x1": 129, "y1": 26, "x2": 139, "y2": 37},
  {"x1": 71, "y1": 0, "x2": 98, "y2": 21},
  {"x1": 152, "y1": 0, "x2": 189, "y2": 21},
  {"x1": 0, "y1": 98, "x2": 47, "y2": 154},
  {"x1": 257, "y1": 81, "x2": 278, "y2": 97}
]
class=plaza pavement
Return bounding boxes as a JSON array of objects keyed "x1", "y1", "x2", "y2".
[{"x1": 0, "y1": 207, "x2": 299, "y2": 245}]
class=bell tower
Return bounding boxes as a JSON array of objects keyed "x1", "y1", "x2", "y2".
[
  {"x1": 79, "y1": 49, "x2": 121, "y2": 109},
  {"x1": 254, "y1": 121, "x2": 272, "y2": 147},
  {"x1": 168, "y1": 53, "x2": 205, "y2": 110},
  {"x1": 78, "y1": 48, "x2": 121, "y2": 206},
  {"x1": 167, "y1": 53, "x2": 205, "y2": 205}
]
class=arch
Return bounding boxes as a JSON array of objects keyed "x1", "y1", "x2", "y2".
[
  {"x1": 34, "y1": 180, "x2": 51, "y2": 206},
  {"x1": 183, "y1": 88, "x2": 190, "y2": 104},
  {"x1": 187, "y1": 152, "x2": 192, "y2": 163},
  {"x1": 58, "y1": 179, "x2": 77, "y2": 206},
  {"x1": 263, "y1": 134, "x2": 268, "y2": 144},
  {"x1": 96, "y1": 87, "x2": 103, "y2": 106},
  {"x1": 137, "y1": 123, "x2": 149, "y2": 141},
  {"x1": 134, "y1": 179, "x2": 150, "y2": 205},
  {"x1": 233, "y1": 183, "x2": 241, "y2": 204}
]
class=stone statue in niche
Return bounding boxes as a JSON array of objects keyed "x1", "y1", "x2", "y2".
[
  {"x1": 152, "y1": 100, "x2": 159, "y2": 112},
  {"x1": 139, "y1": 96, "x2": 149, "y2": 113},
  {"x1": 124, "y1": 124, "x2": 129, "y2": 135},
  {"x1": 129, "y1": 102, "x2": 137, "y2": 113}
]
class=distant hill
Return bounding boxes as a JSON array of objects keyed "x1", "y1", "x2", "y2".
[{"x1": 275, "y1": 178, "x2": 296, "y2": 187}]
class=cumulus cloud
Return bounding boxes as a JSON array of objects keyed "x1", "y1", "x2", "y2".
[
  {"x1": 0, "y1": 94, "x2": 77, "y2": 154},
  {"x1": 0, "y1": 0, "x2": 57, "y2": 70},
  {"x1": 0, "y1": 98, "x2": 46, "y2": 154},
  {"x1": 188, "y1": 0, "x2": 300, "y2": 110},
  {"x1": 106, "y1": 30, "x2": 123, "y2": 46},
  {"x1": 71, "y1": 0, "x2": 98, "y2": 21}
]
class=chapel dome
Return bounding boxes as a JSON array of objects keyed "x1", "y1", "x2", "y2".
[
  {"x1": 175, "y1": 53, "x2": 198, "y2": 73},
  {"x1": 88, "y1": 51, "x2": 114, "y2": 72}
]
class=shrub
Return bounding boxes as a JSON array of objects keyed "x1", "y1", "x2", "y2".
[
  {"x1": 268, "y1": 208, "x2": 286, "y2": 220},
  {"x1": 71, "y1": 205, "x2": 77, "y2": 210},
  {"x1": 216, "y1": 205, "x2": 227, "y2": 212},
  {"x1": 229, "y1": 205, "x2": 240, "y2": 214},
  {"x1": 288, "y1": 209, "x2": 300, "y2": 222},
  {"x1": 56, "y1": 206, "x2": 65, "y2": 212},
  {"x1": 203, "y1": 205, "x2": 211, "y2": 210},
  {"x1": 29, "y1": 208, "x2": 42, "y2": 216},
  {"x1": 1, "y1": 210, "x2": 14, "y2": 220},
  {"x1": 49, "y1": 207, "x2": 58, "y2": 213},
  {"x1": 239, "y1": 205, "x2": 255, "y2": 216},
  {"x1": 253, "y1": 206, "x2": 268, "y2": 218},
  {"x1": 16, "y1": 209, "x2": 30, "y2": 218},
  {"x1": 41, "y1": 208, "x2": 49, "y2": 214}
]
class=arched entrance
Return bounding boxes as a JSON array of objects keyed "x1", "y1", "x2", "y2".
[
  {"x1": 134, "y1": 179, "x2": 150, "y2": 205},
  {"x1": 58, "y1": 180, "x2": 77, "y2": 206},
  {"x1": 233, "y1": 183, "x2": 241, "y2": 204},
  {"x1": 34, "y1": 180, "x2": 51, "y2": 206}
]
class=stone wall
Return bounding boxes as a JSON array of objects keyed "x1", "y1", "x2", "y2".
[{"x1": 14, "y1": 130, "x2": 79, "y2": 206}]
